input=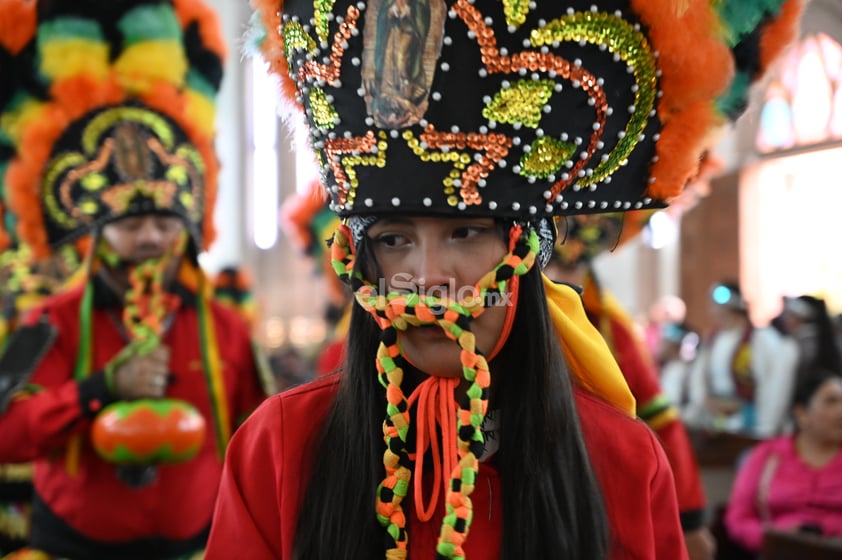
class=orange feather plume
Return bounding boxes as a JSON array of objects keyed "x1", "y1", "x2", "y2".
[
  {"x1": 759, "y1": 0, "x2": 805, "y2": 74},
  {"x1": 0, "y1": 0, "x2": 36, "y2": 54},
  {"x1": 632, "y1": 0, "x2": 734, "y2": 201},
  {"x1": 173, "y1": 0, "x2": 228, "y2": 59},
  {"x1": 250, "y1": 0, "x2": 300, "y2": 113}
]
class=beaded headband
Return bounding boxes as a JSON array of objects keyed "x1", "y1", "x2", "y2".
[
  {"x1": 253, "y1": 0, "x2": 803, "y2": 221},
  {"x1": 0, "y1": 0, "x2": 226, "y2": 257}
]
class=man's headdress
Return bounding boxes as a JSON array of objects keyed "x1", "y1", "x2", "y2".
[
  {"x1": 0, "y1": 0, "x2": 226, "y2": 257},
  {"x1": 551, "y1": 210, "x2": 655, "y2": 269}
]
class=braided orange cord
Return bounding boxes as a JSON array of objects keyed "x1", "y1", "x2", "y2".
[
  {"x1": 96, "y1": 231, "x2": 189, "y2": 379},
  {"x1": 121, "y1": 233, "x2": 188, "y2": 351},
  {"x1": 330, "y1": 222, "x2": 540, "y2": 559}
]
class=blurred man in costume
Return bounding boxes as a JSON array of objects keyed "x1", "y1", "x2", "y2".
[
  {"x1": 686, "y1": 282, "x2": 798, "y2": 437},
  {"x1": 545, "y1": 211, "x2": 714, "y2": 560},
  {"x1": 0, "y1": 1, "x2": 272, "y2": 558}
]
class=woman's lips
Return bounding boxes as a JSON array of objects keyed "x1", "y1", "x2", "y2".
[{"x1": 410, "y1": 325, "x2": 449, "y2": 340}]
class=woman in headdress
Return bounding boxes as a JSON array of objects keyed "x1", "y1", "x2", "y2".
[{"x1": 207, "y1": 0, "x2": 804, "y2": 558}]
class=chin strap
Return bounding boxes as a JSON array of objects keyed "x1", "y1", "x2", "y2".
[
  {"x1": 407, "y1": 376, "x2": 459, "y2": 523},
  {"x1": 330, "y1": 222, "x2": 538, "y2": 560}
]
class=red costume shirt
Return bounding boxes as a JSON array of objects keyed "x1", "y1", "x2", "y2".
[
  {"x1": 0, "y1": 282, "x2": 269, "y2": 556},
  {"x1": 205, "y1": 376, "x2": 688, "y2": 559}
]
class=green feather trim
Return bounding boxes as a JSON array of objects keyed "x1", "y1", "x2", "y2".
[
  {"x1": 36, "y1": 17, "x2": 103, "y2": 45},
  {"x1": 715, "y1": 0, "x2": 787, "y2": 46},
  {"x1": 242, "y1": 11, "x2": 268, "y2": 59},
  {"x1": 717, "y1": 72, "x2": 751, "y2": 117},
  {"x1": 118, "y1": 4, "x2": 181, "y2": 46}
]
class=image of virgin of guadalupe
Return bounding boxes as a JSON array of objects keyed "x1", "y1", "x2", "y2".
[{"x1": 361, "y1": 0, "x2": 446, "y2": 128}]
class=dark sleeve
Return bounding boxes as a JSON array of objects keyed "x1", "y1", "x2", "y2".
[{"x1": 0, "y1": 305, "x2": 115, "y2": 462}]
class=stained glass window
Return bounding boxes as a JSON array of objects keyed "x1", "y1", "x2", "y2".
[{"x1": 756, "y1": 33, "x2": 842, "y2": 153}]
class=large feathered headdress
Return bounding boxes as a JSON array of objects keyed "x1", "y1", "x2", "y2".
[
  {"x1": 251, "y1": 0, "x2": 803, "y2": 222},
  {"x1": 0, "y1": 0, "x2": 226, "y2": 257}
]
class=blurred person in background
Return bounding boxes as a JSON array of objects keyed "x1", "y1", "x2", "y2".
[
  {"x1": 686, "y1": 282, "x2": 798, "y2": 437},
  {"x1": 778, "y1": 295, "x2": 842, "y2": 382},
  {"x1": 212, "y1": 266, "x2": 259, "y2": 332},
  {"x1": 645, "y1": 294, "x2": 689, "y2": 361},
  {"x1": 0, "y1": 245, "x2": 84, "y2": 555},
  {"x1": 0, "y1": 1, "x2": 271, "y2": 557},
  {"x1": 546, "y1": 213, "x2": 713, "y2": 560},
  {"x1": 269, "y1": 346, "x2": 314, "y2": 393},
  {"x1": 278, "y1": 180, "x2": 351, "y2": 377},
  {"x1": 834, "y1": 313, "x2": 842, "y2": 355},
  {"x1": 658, "y1": 320, "x2": 701, "y2": 420},
  {"x1": 724, "y1": 369, "x2": 842, "y2": 556}
]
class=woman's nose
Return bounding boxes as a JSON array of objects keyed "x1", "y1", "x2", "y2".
[{"x1": 413, "y1": 240, "x2": 452, "y2": 295}]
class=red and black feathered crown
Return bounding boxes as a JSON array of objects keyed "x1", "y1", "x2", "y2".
[
  {"x1": 252, "y1": 0, "x2": 803, "y2": 221},
  {"x1": 0, "y1": 0, "x2": 226, "y2": 257}
]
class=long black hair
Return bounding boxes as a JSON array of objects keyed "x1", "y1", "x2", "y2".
[
  {"x1": 792, "y1": 368, "x2": 842, "y2": 410},
  {"x1": 292, "y1": 232, "x2": 609, "y2": 559}
]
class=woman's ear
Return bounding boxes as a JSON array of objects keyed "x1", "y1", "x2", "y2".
[{"x1": 792, "y1": 404, "x2": 808, "y2": 430}]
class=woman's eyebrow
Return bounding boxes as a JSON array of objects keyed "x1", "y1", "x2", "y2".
[{"x1": 369, "y1": 218, "x2": 413, "y2": 228}]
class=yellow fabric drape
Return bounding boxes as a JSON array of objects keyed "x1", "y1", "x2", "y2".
[{"x1": 543, "y1": 274, "x2": 635, "y2": 417}]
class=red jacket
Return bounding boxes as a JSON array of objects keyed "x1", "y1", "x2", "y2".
[
  {"x1": 206, "y1": 375, "x2": 688, "y2": 559},
  {"x1": 0, "y1": 283, "x2": 268, "y2": 554}
]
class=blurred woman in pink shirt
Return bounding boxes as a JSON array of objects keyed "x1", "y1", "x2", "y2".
[{"x1": 725, "y1": 369, "x2": 842, "y2": 553}]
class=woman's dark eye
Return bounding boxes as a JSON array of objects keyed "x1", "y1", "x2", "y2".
[
  {"x1": 452, "y1": 227, "x2": 485, "y2": 239},
  {"x1": 373, "y1": 234, "x2": 404, "y2": 247}
]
